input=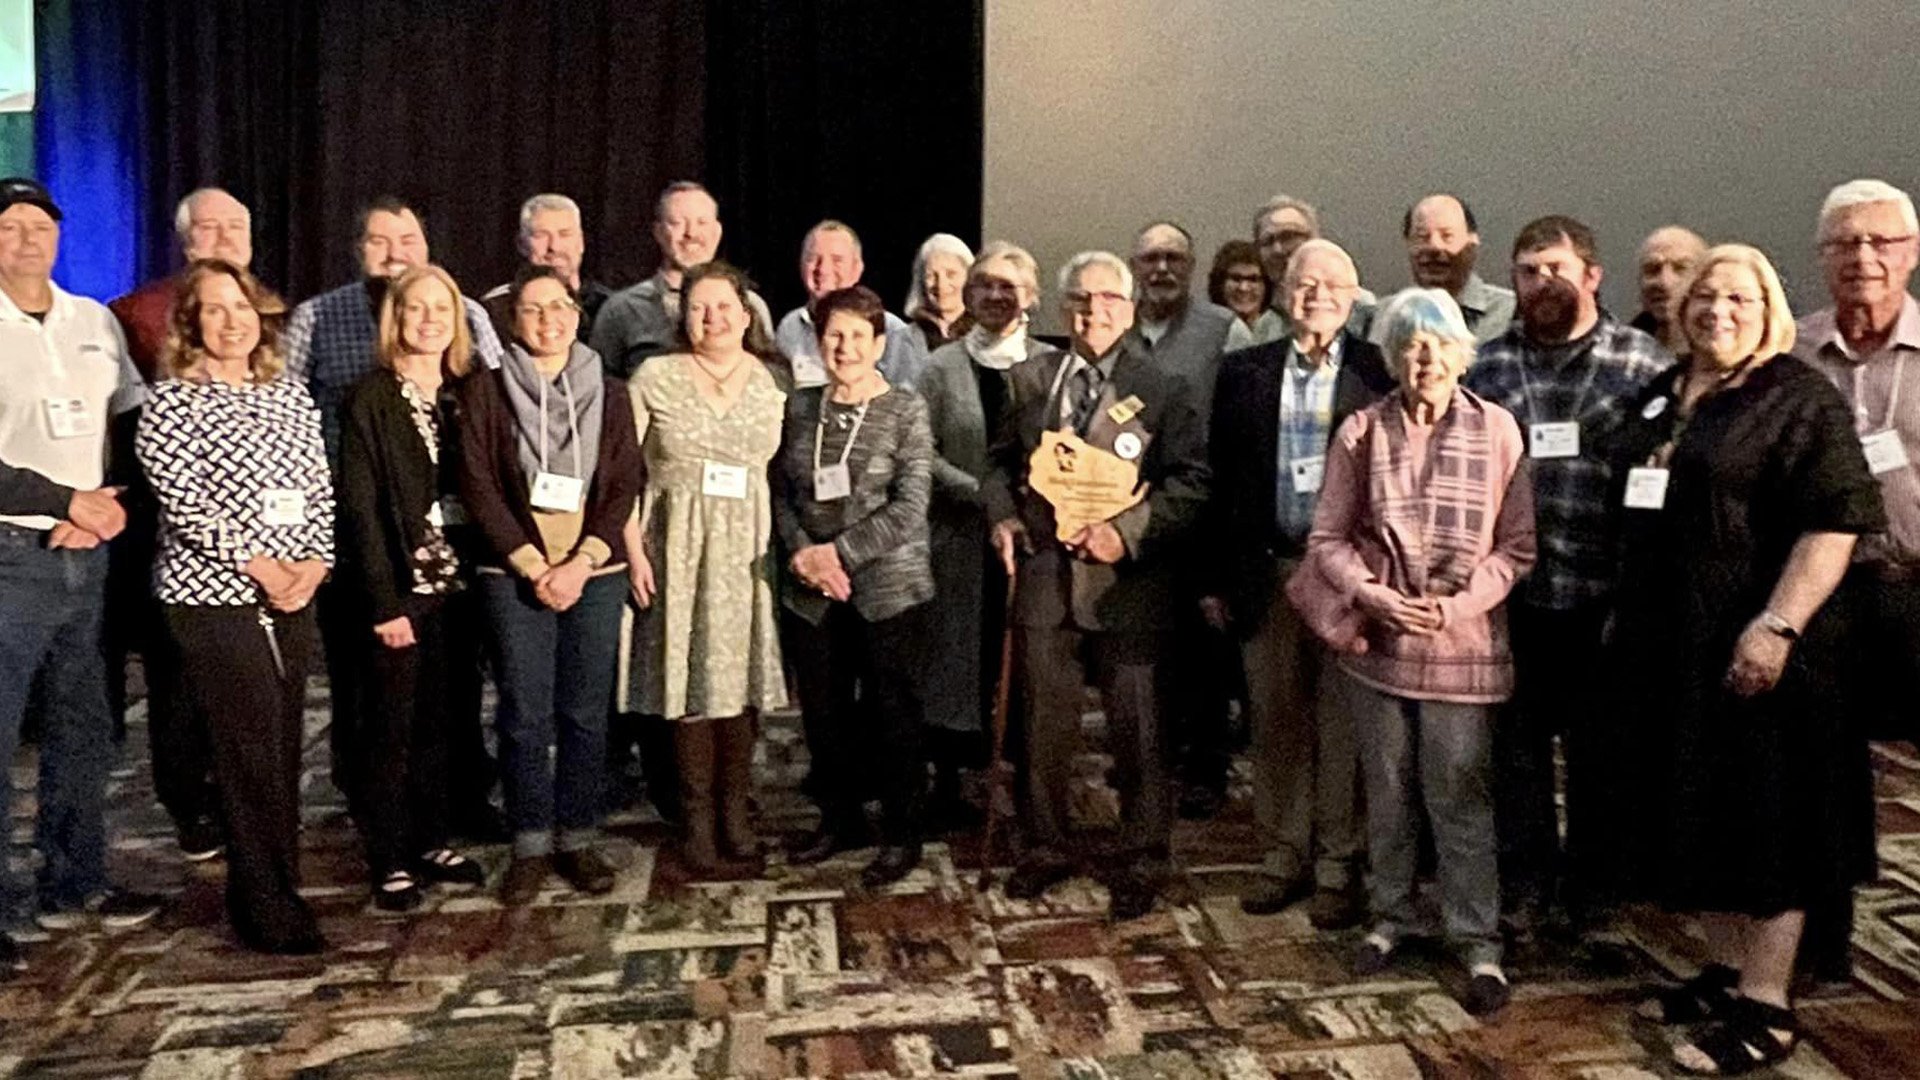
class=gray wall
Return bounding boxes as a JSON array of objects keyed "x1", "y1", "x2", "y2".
[{"x1": 984, "y1": 0, "x2": 1920, "y2": 332}]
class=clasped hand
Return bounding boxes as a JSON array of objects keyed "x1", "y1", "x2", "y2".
[
  {"x1": 245, "y1": 556, "x2": 327, "y2": 613},
  {"x1": 1356, "y1": 583, "x2": 1446, "y2": 635},
  {"x1": 47, "y1": 487, "x2": 129, "y2": 550},
  {"x1": 791, "y1": 543, "x2": 851, "y2": 602}
]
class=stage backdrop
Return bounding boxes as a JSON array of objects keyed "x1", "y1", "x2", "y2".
[
  {"x1": 984, "y1": 0, "x2": 1920, "y2": 329},
  {"x1": 20, "y1": 0, "x2": 981, "y2": 314}
]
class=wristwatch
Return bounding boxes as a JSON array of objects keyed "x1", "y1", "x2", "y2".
[{"x1": 1758, "y1": 609, "x2": 1800, "y2": 641}]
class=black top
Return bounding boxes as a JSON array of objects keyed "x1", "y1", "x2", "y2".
[
  {"x1": 970, "y1": 361, "x2": 1011, "y2": 447},
  {"x1": 1604, "y1": 354, "x2": 1885, "y2": 914},
  {"x1": 337, "y1": 371, "x2": 472, "y2": 623}
]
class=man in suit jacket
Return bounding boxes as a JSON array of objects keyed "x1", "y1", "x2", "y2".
[
  {"x1": 1203, "y1": 239, "x2": 1396, "y2": 927},
  {"x1": 1128, "y1": 221, "x2": 1243, "y2": 820},
  {"x1": 983, "y1": 250, "x2": 1209, "y2": 921}
]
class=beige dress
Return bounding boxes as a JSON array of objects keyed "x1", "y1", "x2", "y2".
[{"x1": 626, "y1": 355, "x2": 789, "y2": 719}]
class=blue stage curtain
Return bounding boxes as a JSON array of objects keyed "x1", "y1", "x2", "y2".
[{"x1": 32, "y1": 0, "x2": 141, "y2": 300}]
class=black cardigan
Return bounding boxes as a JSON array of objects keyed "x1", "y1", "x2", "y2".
[{"x1": 336, "y1": 370, "x2": 468, "y2": 623}]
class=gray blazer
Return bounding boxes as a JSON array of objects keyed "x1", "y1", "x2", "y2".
[
  {"x1": 919, "y1": 336, "x2": 1061, "y2": 506},
  {"x1": 1131, "y1": 298, "x2": 1236, "y2": 433},
  {"x1": 772, "y1": 385, "x2": 935, "y2": 624}
]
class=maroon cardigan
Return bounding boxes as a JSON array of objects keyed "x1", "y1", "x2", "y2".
[{"x1": 456, "y1": 368, "x2": 643, "y2": 576}]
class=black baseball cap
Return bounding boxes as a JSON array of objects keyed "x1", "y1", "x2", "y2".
[{"x1": 0, "y1": 178, "x2": 62, "y2": 221}]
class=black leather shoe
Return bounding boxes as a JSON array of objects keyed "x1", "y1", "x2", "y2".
[
  {"x1": 1240, "y1": 875, "x2": 1313, "y2": 916},
  {"x1": 1, "y1": 930, "x2": 22, "y2": 974},
  {"x1": 1003, "y1": 861, "x2": 1074, "y2": 901},
  {"x1": 1178, "y1": 785, "x2": 1225, "y2": 820},
  {"x1": 860, "y1": 845, "x2": 922, "y2": 889},
  {"x1": 1107, "y1": 872, "x2": 1158, "y2": 921},
  {"x1": 555, "y1": 848, "x2": 618, "y2": 895},
  {"x1": 788, "y1": 826, "x2": 862, "y2": 866}
]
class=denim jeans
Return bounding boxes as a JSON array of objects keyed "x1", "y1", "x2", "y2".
[
  {"x1": 0, "y1": 527, "x2": 112, "y2": 924},
  {"x1": 479, "y1": 571, "x2": 625, "y2": 856}
]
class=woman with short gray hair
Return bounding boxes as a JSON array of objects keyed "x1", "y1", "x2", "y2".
[{"x1": 1288, "y1": 287, "x2": 1535, "y2": 1016}]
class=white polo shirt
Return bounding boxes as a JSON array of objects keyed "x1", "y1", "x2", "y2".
[{"x1": 0, "y1": 282, "x2": 144, "y2": 530}]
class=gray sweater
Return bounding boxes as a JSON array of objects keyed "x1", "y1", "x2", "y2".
[{"x1": 773, "y1": 384, "x2": 935, "y2": 624}]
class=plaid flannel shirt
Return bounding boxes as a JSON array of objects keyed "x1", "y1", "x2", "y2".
[
  {"x1": 1464, "y1": 313, "x2": 1671, "y2": 610},
  {"x1": 1275, "y1": 342, "x2": 1341, "y2": 546}
]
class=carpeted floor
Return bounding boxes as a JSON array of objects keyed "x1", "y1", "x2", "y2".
[{"x1": 5, "y1": 680, "x2": 1920, "y2": 1078}]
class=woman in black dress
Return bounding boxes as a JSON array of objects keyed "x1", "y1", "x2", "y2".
[{"x1": 1607, "y1": 244, "x2": 1884, "y2": 1074}]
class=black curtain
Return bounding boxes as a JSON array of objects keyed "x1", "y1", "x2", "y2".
[
  {"x1": 129, "y1": 0, "x2": 705, "y2": 301},
  {"x1": 703, "y1": 0, "x2": 983, "y2": 316},
  {"x1": 118, "y1": 0, "x2": 980, "y2": 312}
]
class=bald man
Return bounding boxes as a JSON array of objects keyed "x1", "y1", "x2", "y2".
[
  {"x1": 1630, "y1": 226, "x2": 1708, "y2": 351},
  {"x1": 1397, "y1": 194, "x2": 1514, "y2": 343}
]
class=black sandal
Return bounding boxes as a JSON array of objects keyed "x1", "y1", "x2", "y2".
[
  {"x1": 1638, "y1": 962, "x2": 1739, "y2": 1023},
  {"x1": 1674, "y1": 997, "x2": 1799, "y2": 1076},
  {"x1": 418, "y1": 849, "x2": 486, "y2": 888}
]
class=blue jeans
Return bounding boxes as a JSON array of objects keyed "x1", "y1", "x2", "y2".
[
  {"x1": 0, "y1": 528, "x2": 112, "y2": 924},
  {"x1": 479, "y1": 571, "x2": 624, "y2": 856}
]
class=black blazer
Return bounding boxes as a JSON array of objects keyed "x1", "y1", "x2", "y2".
[
  {"x1": 337, "y1": 370, "x2": 467, "y2": 624},
  {"x1": 1206, "y1": 332, "x2": 1396, "y2": 633},
  {"x1": 982, "y1": 337, "x2": 1210, "y2": 633}
]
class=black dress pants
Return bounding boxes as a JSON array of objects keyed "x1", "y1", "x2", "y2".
[
  {"x1": 166, "y1": 603, "x2": 317, "y2": 943},
  {"x1": 787, "y1": 602, "x2": 931, "y2": 845},
  {"x1": 359, "y1": 595, "x2": 452, "y2": 876}
]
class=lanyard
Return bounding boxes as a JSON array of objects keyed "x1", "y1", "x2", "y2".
[
  {"x1": 537, "y1": 370, "x2": 585, "y2": 480},
  {"x1": 813, "y1": 398, "x2": 871, "y2": 473},
  {"x1": 1851, "y1": 353, "x2": 1910, "y2": 433},
  {"x1": 1514, "y1": 341, "x2": 1601, "y2": 426},
  {"x1": 1648, "y1": 355, "x2": 1760, "y2": 466}
]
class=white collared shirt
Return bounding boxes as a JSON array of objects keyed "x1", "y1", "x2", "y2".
[{"x1": 0, "y1": 282, "x2": 143, "y2": 529}]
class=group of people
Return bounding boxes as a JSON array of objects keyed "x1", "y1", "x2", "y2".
[{"x1": 2, "y1": 169, "x2": 1916, "y2": 1074}]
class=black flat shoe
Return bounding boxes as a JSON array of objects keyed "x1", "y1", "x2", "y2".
[
  {"x1": 373, "y1": 871, "x2": 423, "y2": 913},
  {"x1": 417, "y1": 849, "x2": 486, "y2": 888},
  {"x1": 788, "y1": 827, "x2": 862, "y2": 866},
  {"x1": 1003, "y1": 861, "x2": 1074, "y2": 901},
  {"x1": 860, "y1": 845, "x2": 922, "y2": 889}
]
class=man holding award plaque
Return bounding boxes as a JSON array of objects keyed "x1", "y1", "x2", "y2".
[{"x1": 983, "y1": 250, "x2": 1210, "y2": 920}]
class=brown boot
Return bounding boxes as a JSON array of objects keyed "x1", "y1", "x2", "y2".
[
  {"x1": 671, "y1": 719, "x2": 722, "y2": 874},
  {"x1": 715, "y1": 713, "x2": 763, "y2": 865}
]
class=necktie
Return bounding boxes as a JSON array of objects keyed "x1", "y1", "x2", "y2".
[{"x1": 1069, "y1": 363, "x2": 1103, "y2": 433}]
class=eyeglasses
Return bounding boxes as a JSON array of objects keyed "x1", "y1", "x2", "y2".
[
  {"x1": 1820, "y1": 234, "x2": 1917, "y2": 257},
  {"x1": 1289, "y1": 278, "x2": 1355, "y2": 296},
  {"x1": 516, "y1": 299, "x2": 580, "y2": 320},
  {"x1": 1065, "y1": 290, "x2": 1130, "y2": 310}
]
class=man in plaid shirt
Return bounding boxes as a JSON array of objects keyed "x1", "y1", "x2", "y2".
[
  {"x1": 284, "y1": 196, "x2": 504, "y2": 463},
  {"x1": 1463, "y1": 215, "x2": 1671, "y2": 935}
]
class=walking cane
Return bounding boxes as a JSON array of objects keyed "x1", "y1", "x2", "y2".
[{"x1": 976, "y1": 561, "x2": 1017, "y2": 891}]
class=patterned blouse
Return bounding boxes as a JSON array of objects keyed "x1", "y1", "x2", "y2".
[
  {"x1": 396, "y1": 377, "x2": 462, "y2": 595},
  {"x1": 136, "y1": 374, "x2": 335, "y2": 606}
]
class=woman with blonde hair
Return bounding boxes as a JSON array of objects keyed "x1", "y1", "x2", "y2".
[
  {"x1": 336, "y1": 264, "x2": 487, "y2": 911},
  {"x1": 1607, "y1": 245, "x2": 1884, "y2": 1074},
  {"x1": 138, "y1": 258, "x2": 333, "y2": 953}
]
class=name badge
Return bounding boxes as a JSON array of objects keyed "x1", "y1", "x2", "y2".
[
  {"x1": 1291, "y1": 455, "x2": 1326, "y2": 494},
  {"x1": 1623, "y1": 466, "x2": 1670, "y2": 510},
  {"x1": 1107, "y1": 395, "x2": 1145, "y2": 425},
  {"x1": 1862, "y1": 429, "x2": 1911, "y2": 476},
  {"x1": 789, "y1": 354, "x2": 829, "y2": 389},
  {"x1": 261, "y1": 489, "x2": 308, "y2": 526},
  {"x1": 43, "y1": 397, "x2": 100, "y2": 440},
  {"x1": 1528, "y1": 421, "x2": 1580, "y2": 459},
  {"x1": 702, "y1": 461, "x2": 749, "y2": 500},
  {"x1": 813, "y1": 463, "x2": 852, "y2": 502},
  {"x1": 435, "y1": 496, "x2": 467, "y2": 527},
  {"x1": 530, "y1": 471, "x2": 585, "y2": 513}
]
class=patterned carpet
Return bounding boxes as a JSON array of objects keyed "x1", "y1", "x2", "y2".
[{"x1": 5, "y1": 679, "x2": 1920, "y2": 1078}]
